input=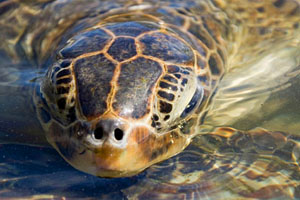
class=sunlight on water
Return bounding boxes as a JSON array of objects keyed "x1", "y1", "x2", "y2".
[
  {"x1": 0, "y1": 0, "x2": 299, "y2": 199},
  {"x1": 1, "y1": 35, "x2": 299, "y2": 200},
  {"x1": 205, "y1": 42, "x2": 300, "y2": 134}
]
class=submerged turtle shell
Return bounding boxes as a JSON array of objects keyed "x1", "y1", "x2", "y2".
[{"x1": 44, "y1": 20, "x2": 198, "y2": 121}]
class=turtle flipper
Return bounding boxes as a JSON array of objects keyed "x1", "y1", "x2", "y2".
[
  {"x1": 0, "y1": 65, "x2": 48, "y2": 146},
  {"x1": 122, "y1": 127, "x2": 300, "y2": 199}
]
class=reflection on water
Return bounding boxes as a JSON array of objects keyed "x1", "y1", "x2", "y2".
[
  {"x1": 1, "y1": 139, "x2": 299, "y2": 199},
  {"x1": 0, "y1": 34, "x2": 300, "y2": 200},
  {"x1": 205, "y1": 44, "x2": 300, "y2": 134},
  {"x1": 0, "y1": 0, "x2": 300, "y2": 199},
  {"x1": 0, "y1": 144, "x2": 140, "y2": 199}
]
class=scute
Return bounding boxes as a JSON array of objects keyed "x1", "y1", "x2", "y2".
[
  {"x1": 139, "y1": 32, "x2": 194, "y2": 64},
  {"x1": 188, "y1": 21, "x2": 213, "y2": 49},
  {"x1": 208, "y1": 53, "x2": 222, "y2": 75},
  {"x1": 155, "y1": 8, "x2": 185, "y2": 26},
  {"x1": 59, "y1": 28, "x2": 112, "y2": 58},
  {"x1": 107, "y1": 37, "x2": 137, "y2": 62},
  {"x1": 105, "y1": 21, "x2": 157, "y2": 37},
  {"x1": 113, "y1": 57, "x2": 163, "y2": 118},
  {"x1": 74, "y1": 53, "x2": 116, "y2": 118}
]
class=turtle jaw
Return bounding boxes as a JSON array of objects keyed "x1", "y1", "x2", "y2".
[
  {"x1": 46, "y1": 120, "x2": 188, "y2": 177},
  {"x1": 89, "y1": 126, "x2": 189, "y2": 177}
]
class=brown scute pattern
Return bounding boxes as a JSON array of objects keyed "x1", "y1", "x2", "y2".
[
  {"x1": 153, "y1": 114, "x2": 159, "y2": 121},
  {"x1": 74, "y1": 53, "x2": 116, "y2": 118},
  {"x1": 159, "y1": 100, "x2": 173, "y2": 113},
  {"x1": 66, "y1": 106, "x2": 76, "y2": 123},
  {"x1": 174, "y1": 74, "x2": 181, "y2": 79},
  {"x1": 57, "y1": 98, "x2": 66, "y2": 110},
  {"x1": 139, "y1": 32, "x2": 194, "y2": 64},
  {"x1": 151, "y1": 120, "x2": 156, "y2": 128},
  {"x1": 59, "y1": 59, "x2": 71, "y2": 68},
  {"x1": 50, "y1": 66, "x2": 60, "y2": 83},
  {"x1": 167, "y1": 65, "x2": 192, "y2": 76},
  {"x1": 56, "y1": 69, "x2": 71, "y2": 79},
  {"x1": 159, "y1": 81, "x2": 178, "y2": 91},
  {"x1": 105, "y1": 21, "x2": 158, "y2": 37},
  {"x1": 197, "y1": 54, "x2": 206, "y2": 69},
  {"x1": 200, "y1": 15, "x2": 225, "y2": 45},
  {"x1": 163, "y1": 115, "x2": 170, "y2": 121},
  {"x1": 155, "y1": 8, "x2": 185, "y2": 26},
  {"x1": 208, "y1": 53, "x2": 222, "y2": 76},
  {"x1": 107, "y1": 37, "x2": 137, "y2": 62},
  {"x1": 113, "y1": 57, "x2": 162, "y2": 118},
  {"x1": 188, "y1": 21, "x2": 213, "y2": 49},
  {"x1": 56, "y1": 86, "x2": 70, "y2": 95},
  {"x1": 217, "y1": 47, "x2": 225, "y2": 63},
  {"x1": 167, "y1": 65, "x2": 180, "y2": 73},
  {"x1": 158, "y1": 91, "x2": 175, "y2": 101},
  {"x1": 162, "y1": 75, "x2": 178, "y2": 84},
  {"x1": 59, "y1": 28, "x2": 112, "y2": 58},
  {"x1": 181, "y1": 78, "x2": 188, "y2": 86},
  {"x1": 198, "y1": 75, "x2": 210, "y2": 86},
  {"x1": 41, "y1": 59, "x2": 77, "y2": 125},
  {"x1": 56, "y1": 77, "x2": 72, "y2": 85},
  {"x1": 166, "y1": 25, "x2": 208, "y2": 57}
]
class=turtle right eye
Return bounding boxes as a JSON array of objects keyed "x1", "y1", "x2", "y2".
[{"x1": 180, "y1": 85, "x2": 203, "y2": 118}]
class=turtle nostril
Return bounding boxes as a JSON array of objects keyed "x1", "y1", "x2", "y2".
[
  {"x1": 94, "y1": 126, "x2": 104, "y2": 140},
  {"x1": 114, "y1": 128, "x2": 124, "y2": 140}
]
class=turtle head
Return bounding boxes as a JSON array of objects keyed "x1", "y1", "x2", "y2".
[{"x1": 37, "y1": 21, "x2": 205, "y2": 177}]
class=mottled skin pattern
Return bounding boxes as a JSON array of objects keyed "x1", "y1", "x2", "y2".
[{"x1": 0, "y1": 0, "x2": 299, "y2": 197}]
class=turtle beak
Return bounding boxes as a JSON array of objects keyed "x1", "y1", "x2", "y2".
[
  {"x1": 85, "y1": 120, "x2": 188, "y2": 177},
  {"x1": 82, "y1": 118, "x2": 156, "y2": 177},
  {"x1": 91, "y1": 125, "x2": 155, "y2": 177},
  {"x1": 47, "y1": 117, "x2": 188, "y2": 177}
]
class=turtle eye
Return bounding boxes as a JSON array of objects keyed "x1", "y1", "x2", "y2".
[{"x1": 180, "y1": 85, "x2": 204, "y2": 118}]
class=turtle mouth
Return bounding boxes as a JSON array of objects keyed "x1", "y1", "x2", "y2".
[
  {"x1": 80, "y1": 126, "x2": 189, "y2": 177},
  {"x1": 82, "y1": 125, "x2": 157, "y2": 177},
  {"x1": 47, "y1": 119, "x2": 188, "y2": 177},
  {"x1": 46, "y1": 119, "x2": 154, "y2": 177},
  {"x1": 43, "y1": 107, "x2": 192, "y2": 177}
]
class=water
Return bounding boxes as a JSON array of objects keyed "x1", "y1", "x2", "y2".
[
  {"x1": 0, "y1": 1, "x2": 300, "y2": 199},
  {"x1": 0, "y1": 141, "x2": 299, "y2": 199},
  {"x1": 205, "y1": 42, "x2": 300, "y2": 134},
  {"x1": 2, "y1": 44, "x2": 298, "y2": 200},
  {"x1": 0, "y1": 144, "x2": 137, "y2": 199}
]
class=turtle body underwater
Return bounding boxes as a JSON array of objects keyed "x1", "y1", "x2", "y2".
[{"x1": 0, "y1": 0, "x2": 300, "y2": 198}]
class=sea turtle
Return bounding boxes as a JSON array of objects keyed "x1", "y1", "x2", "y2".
[{"x1": 0, "y1": 0, "x2": 299, "y2": 198}]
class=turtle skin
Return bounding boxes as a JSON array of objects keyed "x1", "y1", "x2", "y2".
[{"x1": 0, "y1": 0, "x2": 299, "y2": 199}]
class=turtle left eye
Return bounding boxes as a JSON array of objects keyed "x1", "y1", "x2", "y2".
[{"x1": 180, "y1": 85, "x2": 204, "y2": 118}]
